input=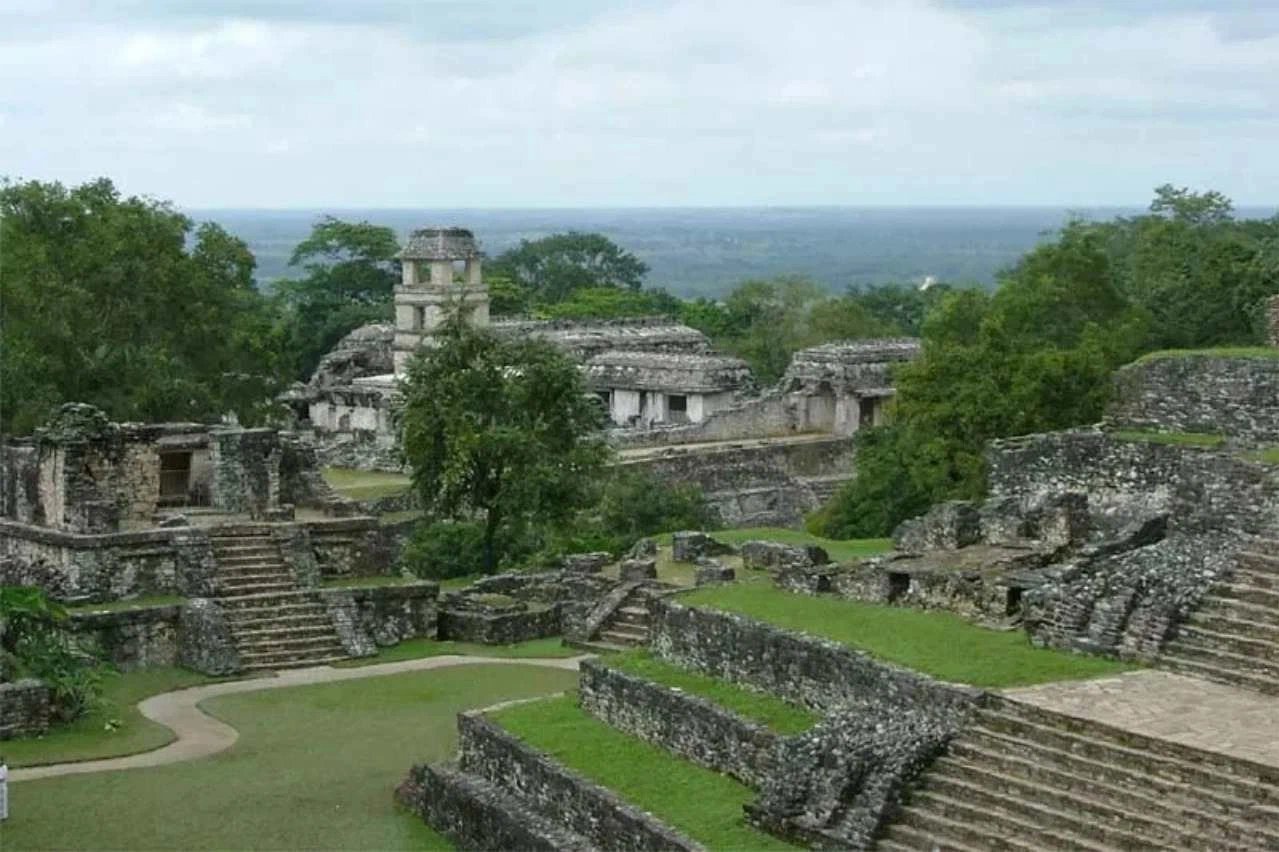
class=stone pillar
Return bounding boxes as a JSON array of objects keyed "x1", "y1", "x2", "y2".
[{"x1": 1267, "y1": 294, "x2": 1279, "y2": 348}]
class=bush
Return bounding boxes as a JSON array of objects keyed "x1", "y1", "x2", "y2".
[
  {"x1": 399, "y1": 521, "x2": 487, "y2": 580},
  {"x1": 0, "y1": 585, "x2": 103, "y2": 721}
]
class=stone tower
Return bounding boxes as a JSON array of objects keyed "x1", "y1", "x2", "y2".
[{"x1": 392, "y1": 226, "x2": 490, "y2": 373}]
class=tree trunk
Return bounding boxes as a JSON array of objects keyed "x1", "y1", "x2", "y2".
[{"x1": 482, "y1": 507, "x2": 500, "y2": 574}]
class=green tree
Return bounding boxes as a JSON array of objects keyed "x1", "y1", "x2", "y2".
[
  {"x1": 816, "y1": 227, "x2": 1148, "y2": 538},
  {"x1": 540, "y1": 286, "x2": 683, "y2": 320},
  {"x1": 276, "y1": 216, "x2": 399, "y2": 379},
  {"x1": 399, "y1": 309, "x2": 611, "y2": 573},
  {"x1": 488, "y1": 232, "x2": 649, "y2": 304},
  {"x1": 0, "y1": 178, "x2": 283, "y2": 433}
]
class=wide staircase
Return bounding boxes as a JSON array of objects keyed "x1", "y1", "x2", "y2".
[
  {"x1": 592, "y1": 586, "x2": 653, "y2": 648},
  {"x1": 210, "y1": 527, "x2": 348, "y2": 672},
  {"x1": 1158, "y1": 544, "x2": 1279, "y2": 695},
  {"x1": 879, "y1": 695, "x2": 1279, "y2": 851}
]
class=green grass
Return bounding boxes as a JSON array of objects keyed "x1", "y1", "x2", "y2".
[
  {"x1": 605, "y1": 651, "x2": 817, "y2": 734},
  {"x1": 380, "y1": 509, "x2": 424, "y2": 525},
  {"x1": 680, "y1": 584, "x2": 1134, "y2": 688},
  {"x1": 1241, "y1": 446, "x2": 1279, "y2": 465},
  {"x1": 1136, "y1": 346, "x2": 1279, "y2": 362},
  {"x1": 492, "y1": 695, "x2": 798, "y2": 850},
  {"x1": 1, "y1": 663, "x2": 576, "y2": 850},
  {"x1": 320, "y1": 575, "x2": 423, "y2": 589},
  {"x1": 3, "y1": 667, "x2": 221, "y2": 768},
  {"x1": 1110, "y1": 429, "x2": 1226, "y2": 448},
  {"x1": 659, "y1": 527, "x2": 893, "y2": 563},
  {"x1": 322, "y1": 467, "x2": 412, "y2": 501},
  {"x1": 66, "y1": 595, "x2": 186, "y2": 614},
  {"x1": 334, "y1": 637, "x2": 581, "y2": 667}
]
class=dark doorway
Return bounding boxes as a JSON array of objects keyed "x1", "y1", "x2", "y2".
[
  {"x1": 887, "y1": 572, "x2": 910, "y2": 603},
  {"x1": 859, "y1": 397, "x2": 877, "y2": 428},
  {"x1": 158, "y1": 452, "x2": 192, "y2": 506}
]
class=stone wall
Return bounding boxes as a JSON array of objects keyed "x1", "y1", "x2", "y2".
[
  {"x1": 0, "y1": 440, "x2": 42, "y2": 525},
  {"x1": 439, "y1": 601, "x2": 560, "y2": 645},
  {"x1": 0, "y1": 520, "x2": 217, "y2": 603},
  {"x1": 178, "y1": 598, "x2": 241, "y2": 675},
  {"x1": 0, "y1": 679, "x2": 52, "y2": 740},
  {"x1": 319, "y1": 583, "x2": 438, "y2": 656},
  {"x1": 987, "y1": 428, "x2": 1279, "y2": 536},
  {"x1": 209, "y1": 428, "x2": 281, "y2": 518},
  {"x1": 304, "y1": 517, "x2": 394, "y2": 578},
  {"x1": 398, "y1": 762, "x2": 589, "y2": 852},
  {"x1": 649, "y1": 598, "x2": 975, "y2": 715},
  {"x1": 578, "y1": 658, "x2": 783, "y2": 788},
  {"x1": 67, "y1": 604, "x2": 181, "y2": 670},
  {"x1": 456, "y1": 711, "x2": 700, "y2": 851},
  {"x1": 1108, "y1": 354, "x2": 1279, "y2": 445},
  {"x1": 620, "y1": 437, "x2": 856, "y2": 528}
]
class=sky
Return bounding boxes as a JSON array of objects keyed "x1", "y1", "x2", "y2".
[{"x1": 2, "y1": 0, "x2": 1277, "y2": 208}]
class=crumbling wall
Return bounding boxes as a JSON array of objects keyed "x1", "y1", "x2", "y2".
[
  {"x1": 0, "y1": 679, "x2": 52, "y2": 740},
  {"x1": 209, "y1": 428, "x2": 281, "y2": 518},
  {"x1": 1108, "y1": 354, "x2": 1279, "y2": 445},
  {"x1": 67, "y1": 604, "x2": 181, "y2": 670},
  {"x1": 621, "y1": 437, "x2": 855, "y2": 528}
]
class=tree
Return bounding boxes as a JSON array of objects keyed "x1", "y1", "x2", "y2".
[
  {"x1": 399, "y1": 309, "x2": 611, "y2": 573},
  {"x1": 0, "y1": 177, "x2": 283, "y2": 433},
  {"x1": 815, "y1": 227, "x2": 1148, "y2": 538},
  {"x1": 276, "y1": 215, "x2": 399, "y2": 379},
  {"x1": 488, "y1": 232, "x2": 649, "y2": 304},
  {"x1": 540, "y1": 286, "x2": 683, "y2": 320}
]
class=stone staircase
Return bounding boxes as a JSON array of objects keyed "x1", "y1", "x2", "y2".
[
  {"x1": 878, "y1": 696, "x2": 1279, "y2": 851},
  {"x1": 210, "y1": 527, "x2": 347, "y2": 672},
  {"x1": 593, "y1": 586, "x2": 653, "y2": 648},
  {"x1": 1158, "y1": 546, "x2": 1279, "y2": 695}
]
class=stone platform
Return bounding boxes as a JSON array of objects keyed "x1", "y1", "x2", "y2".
[{"x1": 1003, "y1": 669, "x2": 1279, "y2": 768}]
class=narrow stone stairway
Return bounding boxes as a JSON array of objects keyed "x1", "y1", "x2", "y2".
[
  {"x1": 1158, "y1": 545, "x2": 1279, "y2": 695},
  {"x1": 878, "y1": 696, "x2": 1279, "y2": 851},
  {"x1": 210, "y1": 527, "x2": 348, "y2": 672},
  {"x1": 593, "y1": 586, "x2": 653, "y2": 648}
]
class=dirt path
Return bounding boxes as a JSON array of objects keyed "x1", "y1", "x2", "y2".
[{"x1": 10, "y1": 654, "x2": 588, "y2": 783}]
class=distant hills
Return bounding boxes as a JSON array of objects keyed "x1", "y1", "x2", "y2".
[{"x1": 190, "y1": 206, "x2": 1274, "y2": 299}]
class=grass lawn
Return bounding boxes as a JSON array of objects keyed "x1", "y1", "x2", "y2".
[
  {"x1": 1, "y1": 663, "x2": 577, "y2": 851},
  {"x1": 322, "y1": 467, "x2": 412, "y2": 501},
  {"x1": 66, "y1": 595, "x2": 186, "y2": 614},
  {"x1": 1110, "y1": 429, "x2": 1226, "y2": 448},
  {"x1": 3, "y1": 667, "x2": 221, "y2": 768},
  {"x1": 605, "y1": 651, "x2": 817, "y2": 734},
  {"x1": 492, "y1": 695, "x2": 798, "y2": 850},
  {"x1": 680, "y1": 584, "x2": 1134, "y2": 688},
  {"x1": 659, "y1": 527, "x2": 893, "y2": 563},
  {"x1": 1136, "y1": 346, "x2": 1279, "y2": 362},
  {"x1": 335, "y1": 637, "x2": 581, "y2": 667}
]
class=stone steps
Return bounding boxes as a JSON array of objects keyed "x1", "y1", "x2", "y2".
[
  {"x1": 231, "y1": 623, "x2": 337, "y2": 642},
  {"x1": 591, "y1": 588, "x2": 652, "y2": 648},
  {"x1": 881, "y1": 697, "x2": 1279, "y2": 850},
  {"x1": 1197, "y1": 594, "x2": 1279, "y2": 628},
  {"x1": 1217, "y1": 580, "x2": 1279, "y2": 609},
  {"x1": 1173, "y1": 623, "x2": 1279, "y2": 661},
  {"x1": 1188, "y1": 608, "x2": 1279, "y2": 642},
  {"x1": 1156, "y1": 650, "x2": 1279, "y2": 695},
  {"x1": 218, "y1": 580, "x2": 298, "y2": 597},
  {"x1": 599, "y1": 626, "x2": 648, "y2": 646},
  {"x1": 1161, "y1": 637, "x2": 1279, "y2": 681}
]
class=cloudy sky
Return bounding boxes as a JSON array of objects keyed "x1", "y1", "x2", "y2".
[{"x1": 2, "y1": 0, "x2": 1276, "y2": 208}]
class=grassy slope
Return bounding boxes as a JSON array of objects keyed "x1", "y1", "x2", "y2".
[
  {"x1": 66, "y1": 595, "x2": 186, "y2": 614},
  {"x1": 658, "y1": 528, "x2": 893, "y2": 563},
  {"x1": 335, "y1": 637, "x2": 580, "y2": 667},
  {"x1": 1136, "y1": 346, "x2": 1279, "y2": 362},
  {"x1": 322, "y1": 467, "x2": 412, "y2": 501},
  {"x1": 605, "y1": 651, "x2": 817, "y2": 733},
  {"x1": 680, "y1": 583, "x2": 1133, "y2": 688},
  {"x1": 3, "y1": 667, "x2": 220, "y2": 768},
  {"x1": 2, "y1": 664, "x2": 577, "y2": 851},
  {"x1": 1109, "y1": 429, "x2": 1226, "y2": 448},
  {"x1": 492, "y1": 696, "x2": 798, "y2": 851}
]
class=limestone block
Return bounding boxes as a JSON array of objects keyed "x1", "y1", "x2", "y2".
[
  {"x1": 562, "y1": 552, "x2": 611, "y2": 574},
  {"x1": 694, "y1": 561, "x2": 735, "y2": 586},
  {"x1": 619, "y1": 558, "x2": 657, "y2": 581}
]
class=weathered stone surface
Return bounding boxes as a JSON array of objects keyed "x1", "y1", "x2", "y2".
[
  {"x1": 320, "y1": 583, "x2": 438, "y2": 651},
  {"x1": 694, "y1": 561, "x2": 735, "y2": 586},
  {"x1": 398, "y1": 762, "x2": 590, "y2": 852},
  {"x1": 619, "y1": 558, "x2": 657, "y2": 582},
  {"x1": 671, "y1": 531, "x2": 734, "y2": 563},
  {"x1": 439, "y1": 602, "x2": 559, "y2": 645},
  {"x1": 562, "y1": 552, "x2": 611, "y2": 574},
  {"x1": 650, "y1": 598, "x2": 976, "y2": 714},
  {"x1": 579, "y1": 659, "x2": 782, "y2": 788},
  {"x1": 68, "y1": 604, "x2": 181, "y2": 670},
  {"x1": 1108, "y1": 354, "x2": 1279, "y2": 446},
  {"x1": 274, "y1": 524, "x2": 320, "y2": 588},
  {"x1": 894, "y1": 501, "x2": 982, "y2": 552},
  {"x1": 178, "y1": 598, "x2": 242, "y2": 675},
  {"x1": 740, "y1": 539, "x2": 829, "y2": 571},
  {"x1": 457, "y1": 712, "x2": 702, "y2": 851},
  {"x1": 748, "y1": 703, "x2": 961, "y2": 850},
  {"x1": 0, "y1": 678, "x2": 52, "y2": 740},
  {"x1": 157, "y1": 513, "x2": 189, "y2": 528}
]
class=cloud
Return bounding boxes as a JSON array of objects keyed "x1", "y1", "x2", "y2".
[{"x1": 0, "y1": 0, "x2": 1276, "y2": 206}]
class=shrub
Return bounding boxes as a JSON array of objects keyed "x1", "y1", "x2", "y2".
[
  {"x1": 399, "y1": 521, "x2": 487, "y2": 580},
  {"x1": 0, "y1": 585, "x2": 103, "y2": 721}
]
